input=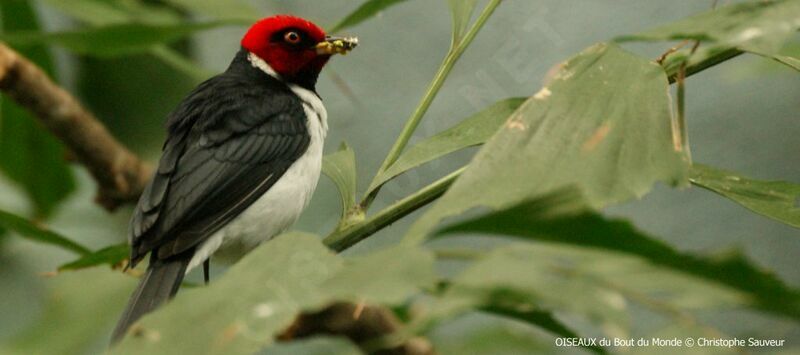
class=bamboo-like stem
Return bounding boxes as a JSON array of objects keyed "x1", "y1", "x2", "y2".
[
  {"x1": 665, "y1": 47, "x2": 743, "y2": 83},
  {"x1": 361, "y1": 0, "x2": 504, "y2": 209},
  {"x1": 325, "y1": 167, "x2": 464, "y2": 252},
  {"x1": 326, "y1": 42, "x2": 747, "y2": 252}
]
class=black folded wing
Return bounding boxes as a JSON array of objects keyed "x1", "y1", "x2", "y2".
[{"x1": 129, "y1": 68, "x2": 309, "y2": 266}]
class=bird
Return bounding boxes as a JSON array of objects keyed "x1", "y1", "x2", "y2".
[{"x1": 110, "y1": 15, "x2": 358, "y2": 343}]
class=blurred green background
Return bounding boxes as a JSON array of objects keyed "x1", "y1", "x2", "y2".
[{"x1": 0, "y1": 0, "x2": 797, "y2": 353}]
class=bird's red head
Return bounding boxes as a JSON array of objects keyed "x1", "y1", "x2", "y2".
[{"x1": 241, "y1": 15, "x2": 357, "y2": 85}]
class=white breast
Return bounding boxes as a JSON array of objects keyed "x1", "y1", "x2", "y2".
[{"x1": 187, "y1": 69, "x2": 328, "y2": 271}]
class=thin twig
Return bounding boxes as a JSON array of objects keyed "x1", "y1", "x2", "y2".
[
  {"x1": 0, "y1": 42, "x2": 151, "y2": 210},
  {"x1": 656, "y1": 40, "x2": 690, "y2": 65}
]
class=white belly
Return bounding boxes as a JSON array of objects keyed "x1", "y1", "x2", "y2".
[{"x1": 187, "y1": 87, "x2": 327, "y2": 272}]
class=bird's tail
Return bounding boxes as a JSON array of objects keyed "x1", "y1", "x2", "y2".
[{"x1": 110, "y1": 256, "x2": 190, "y2": 344}]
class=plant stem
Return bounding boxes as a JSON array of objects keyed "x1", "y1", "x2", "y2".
[
  {"x1": 665, "y1": 47, "x2": 742, "y2": 83},
  {"x1": 672, "y1": 64, "x2": 691, "y2": 159},
  {"x1": 325, "y1": 42, "x2": 746, "y2": 253},
  {"x1": 671, "y1": 40, "x2": 701, "y2": 162},
  {"x1": 325, "y1": 167, "x2": 465, "y2": 252},
  {"x1": 361, "y1": 0, "x2": 503, "y2": 209}
]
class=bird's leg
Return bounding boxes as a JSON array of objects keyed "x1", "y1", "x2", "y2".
[{"x1": 203, "y1": 259, "x2": 210, "y2": 285}]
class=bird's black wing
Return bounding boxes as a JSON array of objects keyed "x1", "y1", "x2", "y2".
[{"x1": 128, "y1": 70, "x2": 309, "y2": 266}]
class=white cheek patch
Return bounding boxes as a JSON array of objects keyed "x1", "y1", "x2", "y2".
[{"x1": 247, "y1": 52, "x2": 280, "y2": 79}]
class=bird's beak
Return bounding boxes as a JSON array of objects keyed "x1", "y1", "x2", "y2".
[{"x1": 316, "y1": 36, "x2": 359, "y2": 55}]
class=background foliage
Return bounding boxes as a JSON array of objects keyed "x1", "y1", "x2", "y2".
[{"x1": 0, "y1": 0, "x2": 798, "y2": 354}]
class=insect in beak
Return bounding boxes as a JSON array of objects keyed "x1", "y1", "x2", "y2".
[{"x1": 316, "y1": 36, "x2": 359, "y2": 55}]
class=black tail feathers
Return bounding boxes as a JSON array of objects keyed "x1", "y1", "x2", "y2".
[{"x1": 110, "y1": 256, "x2": 190, "y2": 344}]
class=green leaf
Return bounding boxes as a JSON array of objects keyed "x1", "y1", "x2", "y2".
[
  {"x1": 0, "y1": 209, "x2": 89, "y2": 255},
  {"x1": 40, "y1": 0, "x2": 138, "y2": 26},
  {"x1": 322, "y1": 143, "x2": 359, "y2": 227},
  {"x1": 630, "y1": 325, "x2": 742, "y2": 355},
  {"x1": 422, "y1": 241, "x2": 753, "y2": 350},
  {"x1": 739, "y1": 34, "x2": 800, "y2": 72},
  {"x1": 58, "y1": 244, "x2": 129, "y2": 271},
  {"x1": 446, "y1": 0, "x2": 478, "y2": 46},
  {"x1": 367, "y1": 98, "x2": 525, "y2": 194},
  {"x1": 39, "y1": 0, "x2": 212, "y2": 81},
  {"x1": 112, "y1": 233, "x2": 337, "y2": 354},
  {"x1": 769, "y1": 54, "x2": 800, "y2": 71},
  {"x1": 0, "y1": 268, "x2": 137, "y2": 355},
  {"x1": 0, "y1": 0, "x2": 76, "y2": 217},
  {"x1": 435, "y1": 189, "x2": 800, "y2": 319},
  {"x1": 322, "y1": 245, "x2": 435, "y2": 304},
  {"x1": 690, "y1": 164, "x2": 800, "y2": 228},
  {"x1": 112, "y1": 233, "x2": 435, "y2": 354},
  {"x1": 161, "y1": 0, "x2": 258, "y2": 23},
  {"x1": 2, "y1": 21, "x2": 232, "y2": 58},
  {"x1": 426, "y1": 247, "x2": 629, "y2": 340},
  {"x1": 40, "y1": 0, "x2": 183, "y2": 26},
  {"x1": 480, "y1": 306, "x2": 607, "y2": 354},
  {"x1": 428, "y1": 316, "x2": 553, "y2": 355},
  {"x1": 404, "y1": 43, "x2": 688, "y2": 243},
  {"x1": 329, "y1": 0, "x2": 409, "y2": 33},
  {"x1": 616, "y1": 0, "x2": 800, "y2": 55}
]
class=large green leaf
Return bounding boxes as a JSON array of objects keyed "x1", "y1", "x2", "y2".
[
  {"x1": 58, "y1": 243, "x2": 129, "y2": 271},
  {"x1": 161, "y1": 0, "x2": 258, "y2": 23},
  {"x1": 367, "y1": 98, "x2": 525, "y2": 194},
  {"x1": 322, "y1": 143, "x2": 359, "y2": 229},
  {"x1": 616, "y1": 0, "x2": 800, "y2": 65},
  {"x1": 434, "y1": 189, "x2": 799, "y2": 319},
  {"x1": 0, "y1": 268, "x2": 136, "y2": 355},
  {"x1": 112, "y1": 233, "x2": 434, "y2": 354},
  {"x1": 446, "y1": 0, "x2": 478, "y2": 46},
  {"x1": 424, "y1": 241, "x2": 748, "y2": 347},
  {"x1": 478, "y1": 306, "x2": 606, "y2": 354},
  {"x1": 2, "y1": 21, "x2": 231, "y2": 58},
  {"x1": 746, "y1": 35, "x2": 800, "y2": 72},
  {"x1": 0, "y1": 209, "x2": 89, "y2": 256},
  {"x1": 766, "y1": 53, "x2": 800, "y2": 71},
  {"x1": 39, "y1": 0, "x2": 210, "y2": 81},
  {"x1": 329, "y1": 0, "x2": 409, "y2": 33},
  {"x1": 322, "y1": 244, "x2": 435, "y2": 304},
  {"x1": 631, "y1": 325, "x2": 741, "y2": 355},
  {"x1": 423, "y1": 299, "x2": 606, "y2": 354},
  {"x1": 428, "y1": 315, "x2": 553, "y2": 355},
  {"x1": 40, "y1": 0, "x2": 181, "y2": 25},
  {"x1": 690, "y1": 164, "x2": 800, "y2": 228},
  {"x1": 0, "y1": 0, "x2": 76, "y2": 217},
  {"x1": 404, "y1": 43, "x2": 688, "y2": 243}
]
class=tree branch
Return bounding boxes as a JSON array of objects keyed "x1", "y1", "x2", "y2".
[
  {"x1": 0, "y1": 42, "x2": 151, "y2": 210},
  {"x1": 278, "y1": 302, "x2": 434, "y2": 355}
]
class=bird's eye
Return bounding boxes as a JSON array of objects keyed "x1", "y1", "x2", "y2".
[{"x1": 284, "y1": 31, "x2": 301, "y2": 44}]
